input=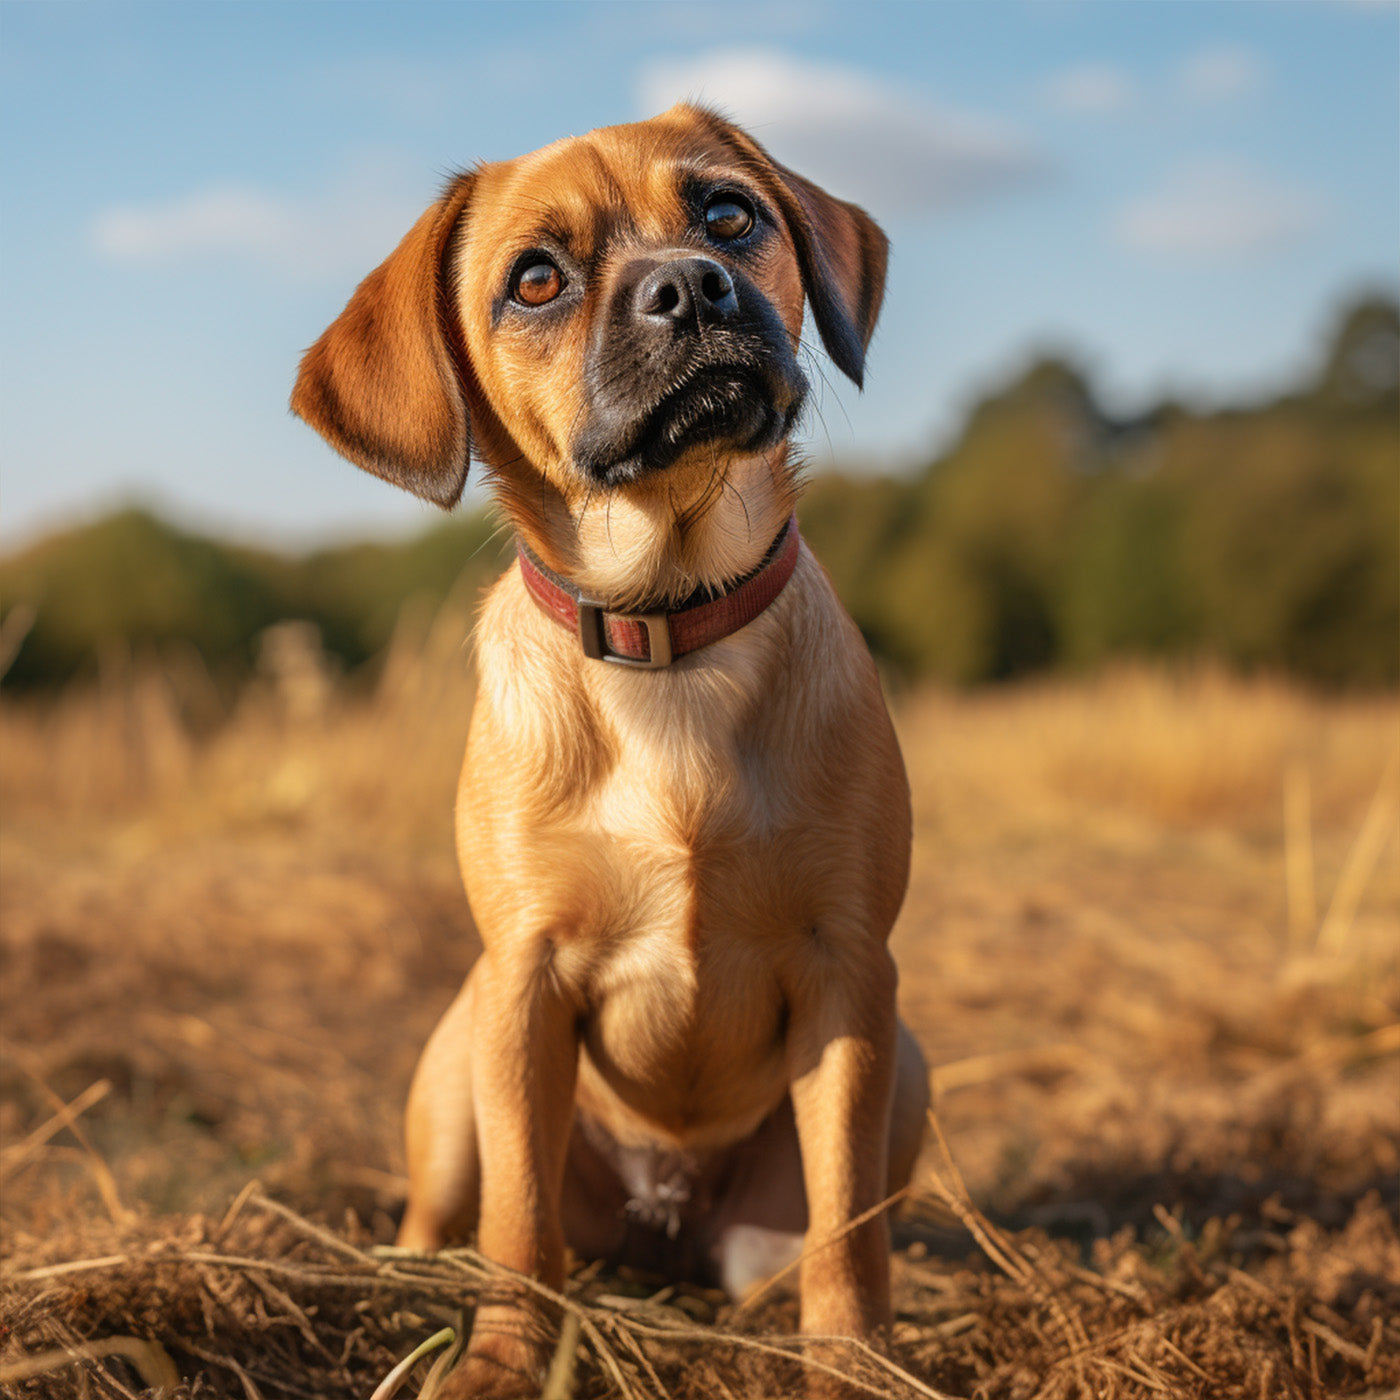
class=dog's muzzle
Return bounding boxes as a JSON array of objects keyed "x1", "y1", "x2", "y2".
[{"x1": 571, "y1": 255, "x2": 807, "y2": 486}]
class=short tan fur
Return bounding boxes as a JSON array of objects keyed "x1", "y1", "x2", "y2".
[{"x1": 293, "y1": 105, "x2": 928, "y2": 1399}]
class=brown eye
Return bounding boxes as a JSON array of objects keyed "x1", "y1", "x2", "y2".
[
  {"x1": 704, "y1": 194, "x2": 754, "y2": 241},
  {"x1": 514, "y1": 258, "x2": 564, "y2": 306}
]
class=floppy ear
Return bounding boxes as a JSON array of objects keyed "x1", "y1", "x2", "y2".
[
  {"x1": 291, "y1": 173, "x2": 475, "y2": 508},
  {"x1": 767, "y1": 164, "x2": 888, "y2": 389},
  {"x1": 688, "y1": 107, "x2": 888, "y2": 388}
]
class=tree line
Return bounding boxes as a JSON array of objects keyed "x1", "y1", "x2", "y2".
[{"x1": 2, "y1": 295, "x2": 1395, "y2": 692}]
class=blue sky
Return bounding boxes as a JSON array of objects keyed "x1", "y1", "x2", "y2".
[{"x1": 2, "y1": 0, "x2": 1396, "y2": 547}]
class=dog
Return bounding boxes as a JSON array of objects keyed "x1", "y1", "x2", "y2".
[{"x1": 292, "y1": 104, "x2": 929, "y2": 1399}]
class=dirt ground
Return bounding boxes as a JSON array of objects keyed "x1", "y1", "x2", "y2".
[{"x1": 1, "y1": 609, "x2": 1397, "y2": 1398}]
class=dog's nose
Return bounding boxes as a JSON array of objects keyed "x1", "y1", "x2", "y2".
[{"x1": 635, "y1": 257, "x2": 738, "y2": 326}]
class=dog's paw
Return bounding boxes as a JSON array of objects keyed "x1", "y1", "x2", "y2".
[
  {"x1": 800, "y1": 1363, "x2": 871, "y2": 1400},
  {"x1": 796, "y1": 1334, "x2": 890, "y2": 1400},
  {"x1": 424, "y1": 1298, "x2": 554, "y2": 1400},
  {"x1": 426, "y1": 1351, "x2": 544, "y2": 1400}
]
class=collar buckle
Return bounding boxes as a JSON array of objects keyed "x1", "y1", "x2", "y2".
[{"x1": 577, "y1": 601, "x2": 674, "y2": 669}]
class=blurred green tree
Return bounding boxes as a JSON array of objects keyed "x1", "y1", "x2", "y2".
[{"x1": 3, "y1": 294, "x2": 1395, "y2": 691}]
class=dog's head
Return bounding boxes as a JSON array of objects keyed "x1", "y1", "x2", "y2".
[{"x1": 292, "y1": 106, "x2": 886, "y2": 595}]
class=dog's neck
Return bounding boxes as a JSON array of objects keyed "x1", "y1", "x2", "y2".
[{"x1": 493, "y1": 447, "x2": 799, "y2": 613}]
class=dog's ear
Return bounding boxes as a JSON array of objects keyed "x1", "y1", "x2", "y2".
[
  {"x1": 689, "y1": 108, "x2": 888, "y2": 388},
  {"x1": 291, "y1": 173, "x2": 475, "y2": 508},
  {"x1": 766, "y1": 163, "x2": 888, "y2": 390}
]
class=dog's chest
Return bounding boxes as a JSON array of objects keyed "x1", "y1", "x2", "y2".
[
  {"x1": 576, "y1": 909, "x2": 789, "y2": 1145},
  {"x1": 566, "y1": 699, "x2": 798, "y2": 1136},
  {"x1": 582, "y1": 718, "x2": 781, "y2": 970}
]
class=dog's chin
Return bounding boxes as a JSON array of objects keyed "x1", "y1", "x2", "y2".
[{"x1": 579, "y1": 369, "x2": 804, "y2": 487}]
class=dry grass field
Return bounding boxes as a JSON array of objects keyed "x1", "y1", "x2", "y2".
[{"x1": 1, "y1": 590, "x2": 1397, "y2": 1399}]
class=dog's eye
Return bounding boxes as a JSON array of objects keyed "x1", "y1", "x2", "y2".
[
  {"x1": 514, "y1": 259, "x2": 564, "y2": 307},
  {"x1": 704, "y1": 194, "x2": 754, "y2": 241}
]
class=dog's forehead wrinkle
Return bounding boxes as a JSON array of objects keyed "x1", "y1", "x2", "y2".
[
  {"x1": 502, "y1": 134, "x2": 689, "y2": 251},
  {"x1": 577, "y1": 136, "x2": 631, "y2": 206},
  {"x1": 528, "y1": 132, "x2": 713, "y2": 243}
]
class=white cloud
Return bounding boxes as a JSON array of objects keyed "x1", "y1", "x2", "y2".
[
  {"x1": 93, "y1": 185, "x2": 293, "y2": 262},
  {"x1": 1114, "y1": 159, "x2": 1326, "y2": 259},
  {"x1": 638, "y1": 48, "x2": 1043, "y2": 219},
  {"x1": 89, "y1": 152, "x2": 427, "y2": 280},
  {"x1": 1042, "y1": 64, "x2": 1137, "y2": 115},
  {"x1": 1176, "y1": 45, "x2": 1266, "y2": 103}
]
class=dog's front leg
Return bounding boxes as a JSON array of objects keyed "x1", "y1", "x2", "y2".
[
  {"x1": 787, "y1": 944, "x2": 899, "y2": 1349},
  {"x1": 445, "y1": 944, "x2": 577, "y2": 1400}
]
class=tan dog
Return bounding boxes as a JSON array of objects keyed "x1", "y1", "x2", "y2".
[{"x1": 293, "y1": 105, "x2": 928, "y2": 1398}]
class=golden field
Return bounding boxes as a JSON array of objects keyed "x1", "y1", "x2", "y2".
[{"x1": 1, "y1": 598, "x2": 1397, "y2": 1399}]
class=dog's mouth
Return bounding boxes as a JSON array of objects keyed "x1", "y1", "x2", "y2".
[
  {"x1": 637, "y1": 366, "x2": 795, "y2": 468},
  {"x1": 575, "y1": 361, "x2": 806, "y2": 487}
]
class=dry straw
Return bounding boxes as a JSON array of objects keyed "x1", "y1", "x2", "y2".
[{"x1": 3, "y1": 607, "x2": 1397, "y2": 1398}]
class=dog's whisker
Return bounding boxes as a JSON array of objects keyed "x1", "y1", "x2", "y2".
[
  {"x1": 797, "y1": 338, "x2": 856, "y2": 444},
  {"x1": 718, "y1": 461, "x2": 753, "y2": 542},
  {"x1": 795, "y1": 343, "x2": 839, "y2": 454},
  {"x1": 464, "y1": 513, "x2": 516, "y2": 568},
  {"x1": 680, "y1": 443, "x2": 723, "y2": 535},
  {"x1": 604, "y1": 488, "x2": 618, "y2": 561},
  {"x1": 575, "y1": 478, "x2": 598, "y2": 542}
]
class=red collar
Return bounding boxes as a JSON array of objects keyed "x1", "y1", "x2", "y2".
[{"x1": 516, "y1": 517, "x2": 800, "y2": 669}]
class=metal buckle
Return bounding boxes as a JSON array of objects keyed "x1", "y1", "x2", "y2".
[{"x1": 577, "y1": 601, "x2": 673, "y2": 668}]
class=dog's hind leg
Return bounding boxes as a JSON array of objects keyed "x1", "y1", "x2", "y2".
[
  {"x1": 708, "y1": 1097, "x2": 809, "y2": 1300},
  {"x1": 709, "y1": 1018, "x2": 928, "y2": 1300},
  {"x1": 888, "y1": 1018, "x2": 930, "y2": 1194},
  {"x1": 398, "y1": 967, "x2": 481, "y2": 1250}
]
